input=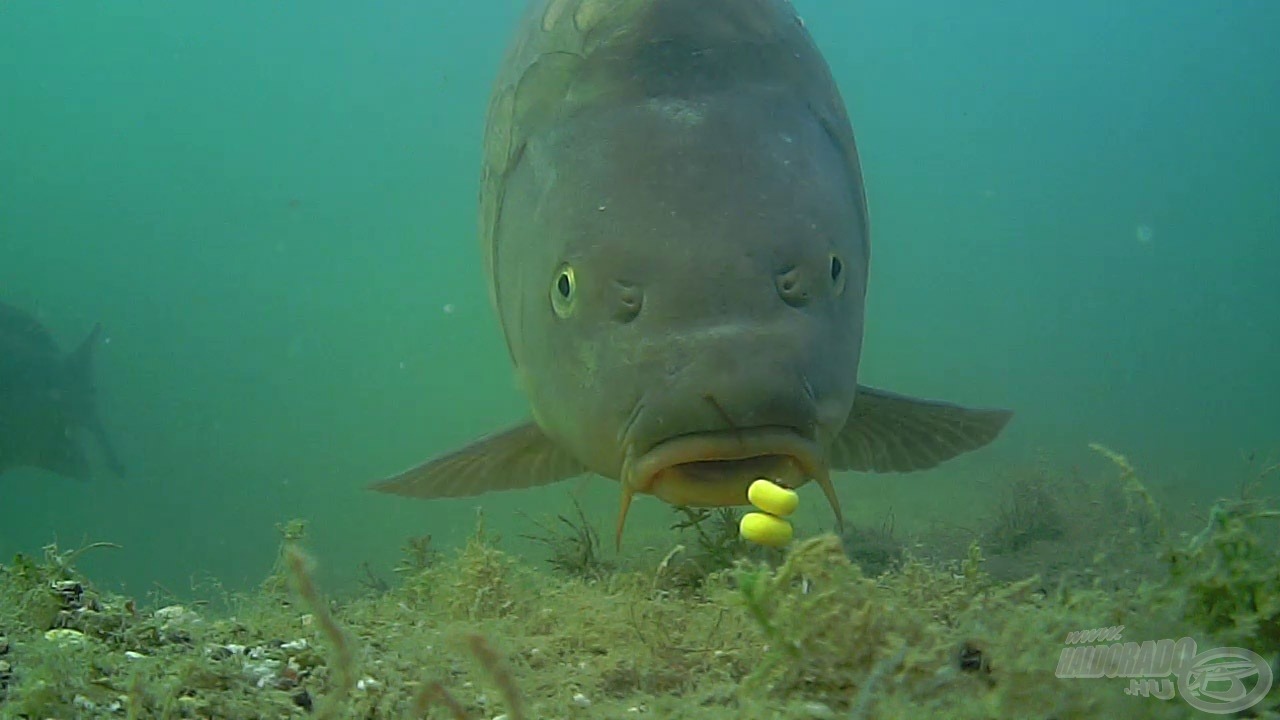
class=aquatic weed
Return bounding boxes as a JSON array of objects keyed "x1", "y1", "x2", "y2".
[
  {"x1": 520, "y1": 498, "x2": 612, "y2": 580},
  {"x1": 1170, "y1": 495, "x2": 1280, "y2": 652},
  {"x1": 840, "y1": 510, "x2": 905, "y2": 575},
  {"x1": 393, "y1": 533, "x2": 440, "y2": 576},
  {"x1": 660, "y1": 506, "x2": 781, "y2": 595},
  {"x1": 985, "y1": 470, "x2": 1066, "y2": 553}
]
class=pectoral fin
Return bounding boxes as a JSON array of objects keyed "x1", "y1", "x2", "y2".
[
  {"x1": 830, "y1": 385, "x2": 1013, "y2": 473},
  {"x1": 369, "y1": 421, "x2": 587, "y2": 499}
]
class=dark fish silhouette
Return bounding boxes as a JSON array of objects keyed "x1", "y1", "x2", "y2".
[
  {"x1": 372, "y1": 0, "x2": 1012, "y2": 544},
  {"x1": 0, "y1": 301, "x2": 124, "y2": 480}
]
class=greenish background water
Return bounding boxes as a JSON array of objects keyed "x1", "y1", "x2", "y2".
[{"x1": 2, "y1": 0, "x2": 1277, "y2": 598}]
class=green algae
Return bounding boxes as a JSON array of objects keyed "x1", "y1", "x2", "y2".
[{"x1": 1, "y1": 450, "x2": 1277, "y2": 719}]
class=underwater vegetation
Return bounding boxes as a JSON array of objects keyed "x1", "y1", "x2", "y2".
[
  {"x1": 0, "y1": 448, "x2": 1277, "y2": 718},
  {"x1": 520, "y1": 500, "x2": 612, "y2": 582}
]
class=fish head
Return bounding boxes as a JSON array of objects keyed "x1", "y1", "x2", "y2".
[{"x1": 495, "y1": 89, "x2": 869, "y2": 522}]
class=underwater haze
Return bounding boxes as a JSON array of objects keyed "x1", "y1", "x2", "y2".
[{"x1": 2, "y1": 0, "x2": 1278, "y2": 603}]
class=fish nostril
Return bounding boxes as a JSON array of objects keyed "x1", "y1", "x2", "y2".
[
  {"x1": 614, "y1": 282, "x2": 643, "y2": 323},
  {"x1": 776, "y1": 267, "x2": 810, "y2": 307}
]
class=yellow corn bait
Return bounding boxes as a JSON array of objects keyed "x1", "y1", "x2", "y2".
[
  {"x1": 747, "y1": 478, "x2": 799, "y2": 517},
  {"x1": 740, "y1": 479, "x2": 800, "y2": 547},
  {"x1": 739, "y1": 511, "x2": 794, "y2": 547}
]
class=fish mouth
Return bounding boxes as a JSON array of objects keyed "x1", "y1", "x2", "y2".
[{"x1": 615, "y1": 426, "x2": 843, "y2": 547}]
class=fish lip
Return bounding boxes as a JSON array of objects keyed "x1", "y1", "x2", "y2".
[{"x1": 624, "y1": 426, "x2": 823, "y2": 504}]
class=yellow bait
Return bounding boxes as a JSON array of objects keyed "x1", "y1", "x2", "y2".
[
  {"x1": 748, "y1": 478, "x2": 799, "y2": 517},
  {"x1": 740, "y1": 512, "x2": 794, "y2": 547}
]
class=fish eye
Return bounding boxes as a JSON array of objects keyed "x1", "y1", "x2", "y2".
[
  {"x1": 551, "y1": 264, "x2": 576, "y2": 317},
  {"x1": 829, "y1": 253, "x2": 846, "y2": 294}
]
